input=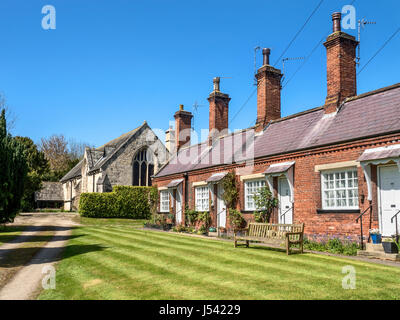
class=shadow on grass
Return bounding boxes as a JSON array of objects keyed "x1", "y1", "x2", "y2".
[
  {"x1": 0, "y1": 234, "x2": 82, "y2": 244},
  {"x1": 0, "y1": 244, "x2": 107, "y2": 268},
  {"x1": 0, "y1": 225, "x2": 107, "y2": 268}
]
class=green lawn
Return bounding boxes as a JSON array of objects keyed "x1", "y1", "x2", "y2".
[{"x1": 39, "y1": 219, "x2": 400, "y2": 300}]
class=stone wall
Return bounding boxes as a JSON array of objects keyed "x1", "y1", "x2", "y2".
[{"x1": 101, "y1": 126, "x2": 167, "y2": 187}]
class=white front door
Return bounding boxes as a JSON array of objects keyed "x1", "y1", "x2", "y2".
[
  {"x1": 379, "y1": 165, "x2": 400, "y2": 236},
  {"x1": 176, "y1": 186, "x2": 182, "y2": 224},
  {"x1": 217, "y1": 184, "x2": 226, "y2": 228},
  {"x1": 278, "y1": 177, "x2": 292, "y2": 224}
]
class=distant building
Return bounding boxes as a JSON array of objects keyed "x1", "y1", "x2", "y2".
[
  {"x1": 60, "y1": 121, "x2": 169, "y2": 211},
  {"x1": 34, "y1": 182, "x2": 64, "y2": 209}
]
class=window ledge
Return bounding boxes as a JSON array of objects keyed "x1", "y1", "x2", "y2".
[
  {"x1": 317, "y1": 209, "x2": 360, "y2": 214},
  {"x1": 241, "y1": 210, "x2": 254, "y2": 214}
]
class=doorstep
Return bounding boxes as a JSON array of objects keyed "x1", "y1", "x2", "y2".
[{"x1": 357, "y1": 243, "x2": 400, "y2": 262}]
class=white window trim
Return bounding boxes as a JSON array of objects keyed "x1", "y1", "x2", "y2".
[
  {"x1": 244, "y1": 179, "x2": 266, "y2": 211},
  {"x1": 160, "y1": 190, "x2": 170, "y2": 213},
  {"x1": 314, "y1": 161, "x2": 360, "y2": 172},
  {"x1": 195, "y1": 186, "x2": 209, "y2": 212},
  {"x1": 321, "y1": 167, "x2": 359, "y2": 210},
  {"x1": 240, "y1": 173, "x2": 265, "y2": 181}
]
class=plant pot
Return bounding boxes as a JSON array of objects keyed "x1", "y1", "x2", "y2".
[
  {"x1": 370, "y1": 233, "x2": 382, "y2": 244},
  {"x1": 382, "y1": 242, "x2": 399, "y2": 254}
]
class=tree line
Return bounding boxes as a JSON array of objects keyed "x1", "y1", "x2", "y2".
[{"x1": 0, "y1": 95, "x2": 91, "y2": 222}]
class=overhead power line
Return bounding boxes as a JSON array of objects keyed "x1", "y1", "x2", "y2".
[
  {"x1": 281, "y1": 0, "x2": 358, "y2": 88},
  {"x1": 282, "y1": 34, "x2": 327, "y2": 89},
  {"x1": 229, "y1": 87, "x2": 257, "y2": 125},
  {"x1": 273, "y1": 0, "x2": 325, "y2": 67},
  {"x1": 357, "y1": 26, "x2": 400, "y2": 75}
]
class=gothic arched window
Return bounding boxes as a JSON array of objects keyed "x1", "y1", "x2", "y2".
[{"x1": 132, "y1": 148, "x2": 154, "y2": 186}]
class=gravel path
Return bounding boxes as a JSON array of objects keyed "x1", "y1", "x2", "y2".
[{"x1": 0, "y1": 212, "x2": 79, "y2": 300}]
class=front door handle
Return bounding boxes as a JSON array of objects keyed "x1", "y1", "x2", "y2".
[{"x1": 391, "y1": 205, "x2": 396, "y2": 208}]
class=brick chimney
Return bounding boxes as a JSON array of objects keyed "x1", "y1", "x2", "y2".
[
  {"x1": 208, "y1": 77, "x2": 230, "y2": 143},
  {"x1": 324, "y1": 12, "x2": 358, "y2": 114},
  {"x1": 255, "y1": 48, "x2": 283, "y2": 132},
  {"x1": 174, "y1": 104, "x2": 193, "y2": 151}
]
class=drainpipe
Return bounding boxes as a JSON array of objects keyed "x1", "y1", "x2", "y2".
[
  {"x1": 70, "y1": 180, "x2": 73, "y2": 212},
  {"x1": 183, "y1": 172, "x2": 188, "y2": 225}
]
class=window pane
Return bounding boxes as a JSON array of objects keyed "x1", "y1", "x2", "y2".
[{"x1": 322, "y1": 169, "x2": 359, "y2": 209}]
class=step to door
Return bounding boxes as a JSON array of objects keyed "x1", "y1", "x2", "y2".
[
  {"x1": 357, "y1": 250, "x2": 400, "y2": 261},
  {"x1": 365, "y1": 243, "x2": 385, "y2": 253}
]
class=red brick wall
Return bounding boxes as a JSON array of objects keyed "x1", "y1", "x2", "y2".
[
  {"x1": 324, "y1": 33, "x2": 358, "y2": 113},
  {"x1": 255, "y1": 65, "x2": 282, "y2": 131},
  {"x1": 174, "y1": 109, "x2": 193, "y2": 151},
  {"x1": 153, "y1": 134, "x2": 400, "y2": 242},
  {"x1": 208, "y1": 93, "x2": 230, "y2": 138}
]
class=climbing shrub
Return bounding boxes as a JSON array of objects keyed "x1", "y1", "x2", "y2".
[
  {"x1": 197, "y1": 211, "x2": 211, "y2": 231},
  {"x1": 253, "y1": 186, "x2": 278, "y2": 223},
  {"x1": 221, "y1": 171, "x2": 239, "y2": 209},
  {"x1": 185, "y1": 207, "x2": 199, "y2": 226},
  {"x1": 79, "y1": 186, "x2": 157, "y2": 219}
]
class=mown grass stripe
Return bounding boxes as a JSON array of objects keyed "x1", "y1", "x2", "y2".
[
  {"x1": 101, "y1": 227, "x2": 400, "y2": 275},
  {"x1": 39, "y1": 223, "x2": 400, "y2": 300},
  {"x1": 81, "y1": 228, "x2": 398, "y2": 299},
  {"x1": 88, "y1": 227, "x2": 400, "y2": 286},
  {"x1": 67, "y1": 236, "x2": 256, "y2": 299}
]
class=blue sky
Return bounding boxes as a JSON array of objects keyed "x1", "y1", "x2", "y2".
[{"x1": 0, "y1": 0, "x2": 399, "y2": 147}]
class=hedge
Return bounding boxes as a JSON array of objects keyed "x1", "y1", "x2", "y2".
[{"x1": 79, "y1": 185, "x2": 158, "y2": 219}]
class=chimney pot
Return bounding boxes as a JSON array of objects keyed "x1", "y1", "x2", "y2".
[
  {"x1": 179, "y1": 104, "x2": 184, "y2": 111},
  {"x1": 262, "y1": 48, "x2": 271, "y2": 65},
  {"x1": 213, "y1": 77, "x2": 220, "y2": 92},
  {"x1": 332, "y1": 12, "x2": 342, "y2": 33}
]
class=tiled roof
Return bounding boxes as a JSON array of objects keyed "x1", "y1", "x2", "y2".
[
  {"x1": 60, "y1": 123, "x2": 145, "y2": 182},
  {"x1": 264, "y1": 161, "x2": 295, "y2": 174},
  {"x1": 155, "y1": 83, "x2": 400, "y2": 178},
  {"x1": 167, "y1": 179, "x2": 184, "y2": 188},
  {"x1": 88, "y1": 123, "x2": 145, "y2": 172},
  {"x1": 60, "y1": 159, "x2": 83, "y2": 183},
  {"x1": 358, "y1": 144, "x2": 400, "y2": 162},
  {"x1": 206, "y1": 172, "x2": 228, "y2": 182},
  {"x1": 35, "y1": 182, "x2": 63, "y2": 201}
]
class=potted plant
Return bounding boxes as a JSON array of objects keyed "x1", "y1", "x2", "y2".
[
  {"x1": 382, "y1": 238, "x2": 399, "y2": 254},
  {"x1": 369, "y1": 229, "x2": 382, "y2": 244}
]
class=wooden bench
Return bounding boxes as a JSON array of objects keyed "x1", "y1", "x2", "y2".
[{"x1": 234, "y1": 222, "x2": 305, "y2": 255}]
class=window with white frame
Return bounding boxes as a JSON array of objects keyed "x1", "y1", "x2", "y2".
[
  {"x1": 244, "y1": 179, "x2": 266, "y2": 211},
  {"x1": 195, "y1": 186, "x2": 209, "y2": 211},
  {"x1": 321, "y1": 168, "x2": 359, "y2": 209},
  {"x1": 160, "y1": 190, "x2": 170, "y2": 212}
]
